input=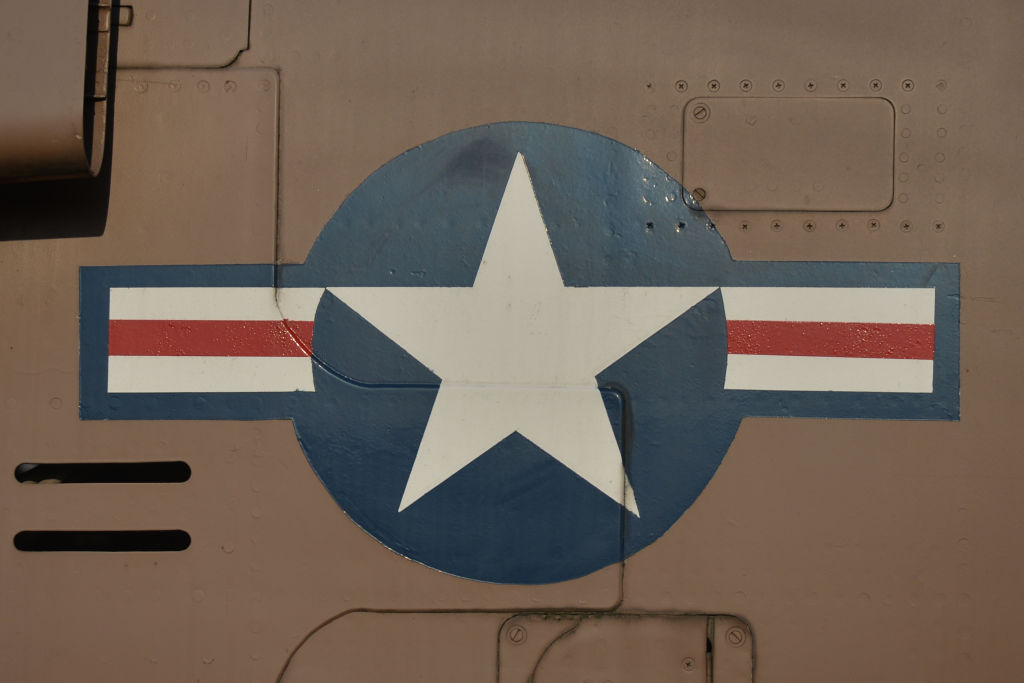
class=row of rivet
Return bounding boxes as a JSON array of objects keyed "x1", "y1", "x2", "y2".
[
  {"x1": 732, "y1": 219, "x2": 946, "y2": 233},
  {"x1": 637, "y1": 220, "x2": 946, "y2": 233},
  {"x1": 669, "y1": 78, "x2": 949, "y2": 93},
  {"x1": 131, "y1": 79, "x2": 273, "y2": 94}
]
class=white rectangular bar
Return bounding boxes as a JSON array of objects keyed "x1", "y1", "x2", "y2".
[
  {"x1": 109, "y1": 287, "x2": 324, "y2": 321},
  {"x1": 724, "y1": 354, "x2": 933, "y2": 393},
  {"x1": 107, "y1": 356, "x2": 315, "y2": 393},
  {"x1": 720, "y1": 287, "x2": 934, "y2": 324}
]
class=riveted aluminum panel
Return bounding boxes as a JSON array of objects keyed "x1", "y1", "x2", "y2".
[
  {"x1": 501, "y1": 614, "x2": 718, "y2": 683},
  {"x1": 2, "y1": 1, "x2": 1023, "y2": 682}
]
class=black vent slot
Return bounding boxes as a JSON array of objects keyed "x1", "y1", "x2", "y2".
[
  {"x1": 14, "y1": 530, "x2": 191, "y2": 552},
  {"x1": 15, "y1": 461, "x2": 191, "y2": 484}
]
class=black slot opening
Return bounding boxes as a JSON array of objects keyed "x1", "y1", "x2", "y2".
[
  {"x1": 14, "y1": 530, "x2": 191, "y2": 552},
  {"x1": 15, "y1": 461, "x2": 191, "y2": 484}
]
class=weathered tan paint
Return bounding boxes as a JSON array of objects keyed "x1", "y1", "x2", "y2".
[{"x1": 2, "y1": 0, "x2": 1022, "y2": 681}]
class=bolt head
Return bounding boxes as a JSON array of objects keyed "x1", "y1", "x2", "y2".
[
  {"x1": 726, "y1": 626, "x2": 747, "y2": 646},
  {"x1": 506, "y1": 624, "x2": 527, "y2": 644}
]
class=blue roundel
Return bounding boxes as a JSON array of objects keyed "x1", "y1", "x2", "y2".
[{"x1": 292, "y1": 122, "x2": 738, "y2": 583}]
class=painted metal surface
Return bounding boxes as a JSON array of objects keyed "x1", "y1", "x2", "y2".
[
  {"x1": 79, "y1": 123, "x2": 958, "y2": 584},
  {"x1": 3, "y1": 1, "x2": 1023, "y2": 681}
]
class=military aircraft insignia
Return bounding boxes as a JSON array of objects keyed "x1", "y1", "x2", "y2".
[{"x1": 81, "y1": 123, "x2": 959, "y2": 583}]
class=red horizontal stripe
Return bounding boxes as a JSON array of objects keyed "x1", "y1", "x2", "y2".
[
  {"x1": 727, "y1": 321, "x2": 934, "y2": 360},
  {"x1": 109, "y1": 320, "x2": 314, "y2": 357}
]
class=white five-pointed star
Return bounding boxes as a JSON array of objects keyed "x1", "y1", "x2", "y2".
[{"x1": 329, "y1": 154, "x2": 714, "y2": 515}]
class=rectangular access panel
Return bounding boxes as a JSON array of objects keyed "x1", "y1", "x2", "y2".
[
  {"x1": 277, "y1": 611, "x2": 753, "y2": 682},
  {"x1": 683, "y1": 97, "x2": 895, "y2": 211}
]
